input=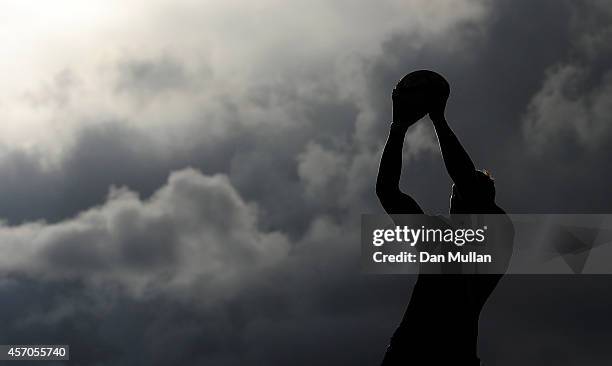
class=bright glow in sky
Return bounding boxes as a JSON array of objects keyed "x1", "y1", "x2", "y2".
[{"x1": 0, "y1": 0, "x2": 487, "y2": 160}]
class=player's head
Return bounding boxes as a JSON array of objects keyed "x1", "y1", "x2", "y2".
[
  {"x1": 449, "y1": 170, "x2": 495, "y2": 213},
  {"x1": 393, "y1": 70, "x2": 450, "y2": 121}
]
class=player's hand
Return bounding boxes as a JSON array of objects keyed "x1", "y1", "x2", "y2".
[
  {"x1": 392, "y1": 89, "x2": 427, "y2": 127},
  {"x1": 428, "y1": 93, "x2": 448, "y2": 123}
]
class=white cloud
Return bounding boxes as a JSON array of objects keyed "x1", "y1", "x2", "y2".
[
  {"x1": 297, "y1": 142, "x2": 348, "y2": 198},
  {"x1": 0, "y1": 0, "x2": 488, "y2": 161},
  {"x1": 523, "y1": 65, "x2": 612, "y2": 151},
  {"x1": 0, "y1": 168, "x2": 290, "y2": 302},
  {"x1": 522, "y1": 1, "x2": 612, "y2": 153}
]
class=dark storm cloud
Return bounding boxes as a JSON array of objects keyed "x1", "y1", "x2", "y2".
[
  {"x1": 0, "y1": 124, "x2": 170, "y2": 224},
  {"x1": 1, "y1": 0, "x2": 612, "y2": 365},
  {"x1": 0, "y1": 173, "x2": 404, "y2": 365}
]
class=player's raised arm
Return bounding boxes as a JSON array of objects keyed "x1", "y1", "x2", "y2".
[
  {"x1": 429, "y1": 90, "x2": 478, "y2": 194},
  {"x1": 376, "y1": 84, "x2": 427, "y2": 215},
  {"x1": 376, "y1": 122, "x2": 424, "y2": 215}
]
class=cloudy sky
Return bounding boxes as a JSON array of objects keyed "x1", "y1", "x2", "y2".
[{"x1": 1, "y1": 0, "x2": 612, "y2": 364}]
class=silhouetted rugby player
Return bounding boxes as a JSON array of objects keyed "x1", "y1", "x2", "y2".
[{"x1": 376, "y1": 71, "x2": 514, "y2": 365}]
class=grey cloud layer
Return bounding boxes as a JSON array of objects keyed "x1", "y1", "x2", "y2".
[{"x1": 0, "y1": 169, "x2": 290, "y2": 300}]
